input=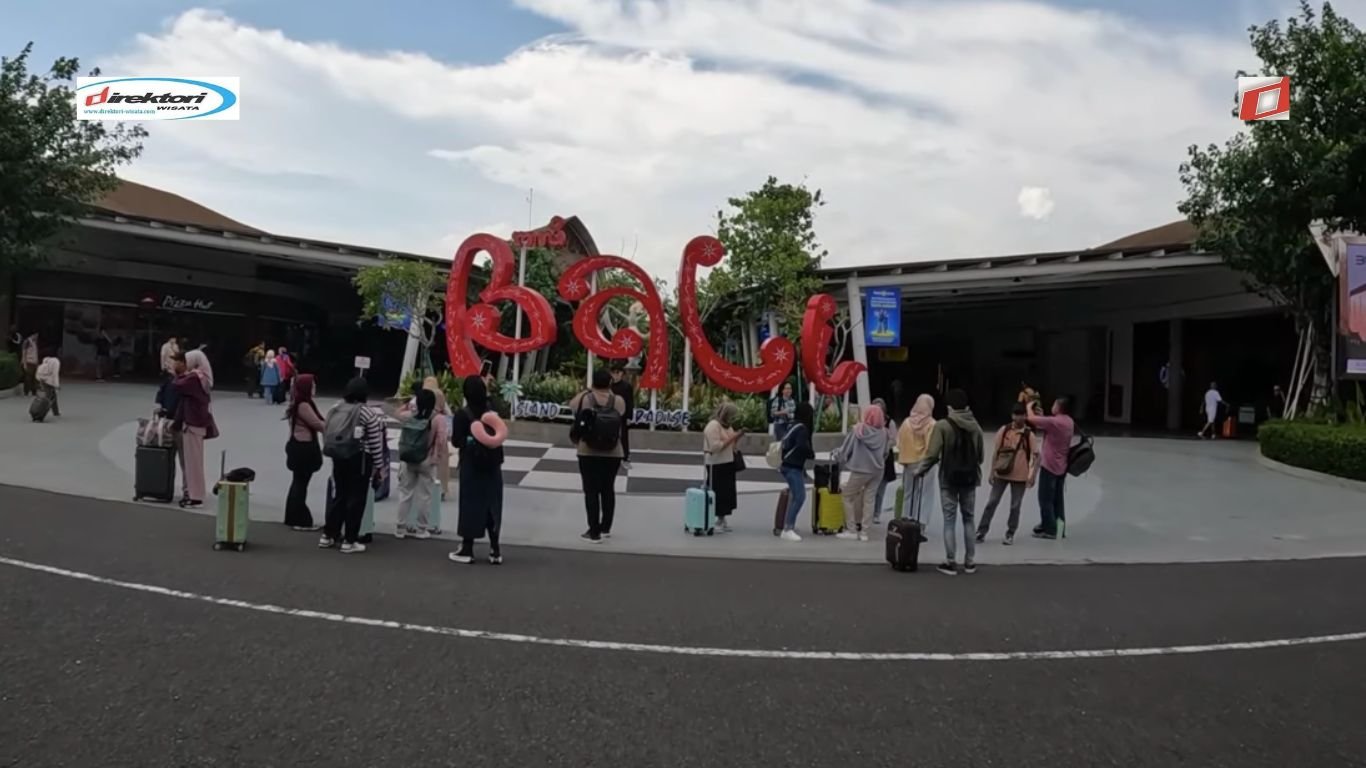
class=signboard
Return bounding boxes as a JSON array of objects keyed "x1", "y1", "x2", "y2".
[
  {"x1": 864, "y1": 287, "x2": 901, "y2": 347},
  {"x1": 354, "y1": 356, "x2": 371, "y2": 371},
  {"x1": 1342, "y1": 242, "x2": 1366, "y2": 378}
]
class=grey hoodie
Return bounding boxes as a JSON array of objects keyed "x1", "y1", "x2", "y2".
[
  {"x1": 839, "y1": 422, "x2": 889, "y2": 475},
  {"x1": 920, "y1": 408, "x2": 985, "y2": 486}
]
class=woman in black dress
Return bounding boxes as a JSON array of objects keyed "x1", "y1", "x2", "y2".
[{"x1": 448, "y1": 376, "x2": 508, "y2": 565}]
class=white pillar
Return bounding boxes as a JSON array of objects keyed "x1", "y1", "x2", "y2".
[
  {"x1": 845, "y1": 276, "x2": 872, "y2": 410},
  {"x1": 397, "y1": 294, "x2": 425, "y2": 395},
  {"x1": 649, "y1": 389, "x2": 658, "y2": 431}
]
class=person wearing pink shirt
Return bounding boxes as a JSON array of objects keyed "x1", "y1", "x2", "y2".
[{"x1": 1026, "y1": 395, "x2": 1074, "y2": 540}]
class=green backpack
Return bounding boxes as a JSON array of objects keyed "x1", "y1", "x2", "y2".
[{"x1": 398, "y1": 416, "x2": 432, "y2": 464}]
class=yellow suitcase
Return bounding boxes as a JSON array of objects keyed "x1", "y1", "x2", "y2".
[{"x1": 814, "y1": 488, "x2": 845, "y2": 535}]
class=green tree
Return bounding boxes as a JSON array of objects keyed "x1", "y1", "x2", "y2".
[
  {"x1": 353, "y1": 259, "x2": 445, "y2": 377},
  {"x1": 714, "y1": 176, "x2": 827, "y2": 345},
  {"x1": 1178, "y1": 1, "x2": 1366, "y2": 413},
  {"x1": 0, "y1": 44, "x2": 147, "y2": 273}
]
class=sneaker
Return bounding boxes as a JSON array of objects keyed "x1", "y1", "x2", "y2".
[
  {"x1": 780, "y1": 529, "x2": 802, "y2": 542},
  {"x1": 835, "y1": 531, "x2": 858, "y2": 541},
  {"x1": 718, "y1": 520, "x2": 733, "y2": 533},
  {"x1": 1032, "y1": 525, "x2": 1045, "y2": 535},
  {"x1": 601, "y1": 531, "x2": 612, "y2": 539},
  {"x1": 1004, "y1": 532, "x2": 1015, "y2": 546},
  {"x1": 936, "y1": 562, "x2": 958, "y2": 576},
  {"x1": 857, "y1": 532, "x2": 869, "y2": 542},
  {"x1": 918, "y1": 533, "x2": 929, "y2": 543},
  {"x1": 412, "y1": 528, "x2": 432, "y2": 540},
  {"x1": 340, "y1": 542, "x2": 367, "y2": 554},
  {"x1": 394, "y1": 526, "x2": 408, "y2": 539},
  {"x1": 963, "y1": 562, "x2": 978, "y2": 574},
  {"x1": 871, "y1": 516, "x2": 882, "y2": 525},
  {"x1": 1032, "y1": 531, "x2": 1057, "y2": 540},
  {"x1": 317, "y1": 535, "x2": 337, "y2": 549},
  {"x1": 975, "y1": 531, "x2": 986, "y2": 543},
  {"x1": 448, "y1": 550, "x2": 474, "y2": 564},
  {"x1": 581, "y1": 531, "x2": 602, "y2": 544},
  {"x1": 488, "y1": 552, "x2": 504, "y2": 565}
]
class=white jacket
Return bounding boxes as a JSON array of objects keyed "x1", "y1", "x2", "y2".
[{"x1": 36, "y1": 357, "x2": 60, "y2": 388}]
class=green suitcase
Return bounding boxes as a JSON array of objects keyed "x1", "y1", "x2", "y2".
[
  {"x1": 358, "y1": 487, "x2": 377, "y2": 539},
  {"x1": 214, "y1": 481, "x2": 250, "y2": 551}
]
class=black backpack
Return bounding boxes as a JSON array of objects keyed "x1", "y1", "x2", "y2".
[
  {"x1": 942, "y1": 422, "x2": 980, "y2": 488},
  {"x1": 571, "y1": 391, "x2": 622, "y2": 452},
  {"x1": 1067, "y1": 429, "x2": 1095, "y2": 477}
]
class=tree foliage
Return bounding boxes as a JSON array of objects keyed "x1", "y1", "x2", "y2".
[
  {"x1": 353, "y1": 258, "x2": 446, "y2": 352},
  {"x1": 0, "y1": 43, "x2": 147, "y2": 271},
  {"x1": 713, "y1": 176, "x2": 827, "y2": 339},
  {"x1": 1178, "y1": 2, "x2": 1366, "y2": 391}
]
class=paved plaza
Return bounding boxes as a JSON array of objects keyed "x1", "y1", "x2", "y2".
[{"x1": 1, "y1": 382, "x2": 1364, "y2": 565}]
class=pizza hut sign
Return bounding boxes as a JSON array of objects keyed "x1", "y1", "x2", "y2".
[
  {"x1": 447, "y1": 219, "x2": 866, "y2": 396},
  {"x1": 160, "y1": 295, "x2": 216, "y2": 312}
]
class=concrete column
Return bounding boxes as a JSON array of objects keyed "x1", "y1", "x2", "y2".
[
  {"x1": 1105, "y1": 322, "x2": 1134, "y2": 424},
  {"x1": 1165, "y1": 318, "x2": 1184, "y2": 431},
  {"x1": 845, "y1": 276, "x2": 871, "y2": 410}
]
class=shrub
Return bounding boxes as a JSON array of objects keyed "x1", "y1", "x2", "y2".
[
  {"x1": 0, "y1": 352, "x2": 17, "y2": 390},
  {"x1": 399, "y1": 370, "x2": 463, "y2": 408},
  {"x1": 522, "y1": 373, "x2": 582, "y2": 405},
  {"x1": 1259, "y1": 420, "x2": 1366, "y2": 482}
]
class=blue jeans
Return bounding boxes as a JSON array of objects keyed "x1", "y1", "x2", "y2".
[
  {"x1": 1037, "y1": 469, "x2": 1066, "y2": 535},
  {"x1": 262, "y1": 384, "x2": 275, "y2": 403},
  {"x1": 779, "y1": 465, "x2": 807, "y2": 530}
]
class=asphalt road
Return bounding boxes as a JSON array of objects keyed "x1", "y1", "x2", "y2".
[{"x1": 3, "y1": 484, "x2": 1366, "y2": 767}]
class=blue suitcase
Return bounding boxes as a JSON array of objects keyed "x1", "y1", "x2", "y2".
[
  {"x1": 684, "y1": 485, "x2": 714, "y2": 536},
  {"x1": 428, "y1": 477, "x2": 443, "y2": 533}
]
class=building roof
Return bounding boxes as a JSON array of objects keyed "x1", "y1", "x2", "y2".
[
  {"x1": 93, "y1": 179, "x2": 265, "y2": 236},
  {"x1": 1093, "y1": 219, "x2": 1197, "y2": 251}
]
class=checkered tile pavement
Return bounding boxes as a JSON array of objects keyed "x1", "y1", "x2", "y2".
[{"x1": 386, "y1": 429, "x2": 812, "y2": 496}]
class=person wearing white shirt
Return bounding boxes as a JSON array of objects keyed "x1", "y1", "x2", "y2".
[
  {"x1": 35, "y1": 353, "x2": 61, "y2": 417},
  {"x1": 1198, "y1": 382, "x2": 1224, "y2": 439}
]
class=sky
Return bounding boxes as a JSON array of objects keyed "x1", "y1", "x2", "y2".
[{"x1": 5, "y1": 0, "x2": 1363, "y2": 277}]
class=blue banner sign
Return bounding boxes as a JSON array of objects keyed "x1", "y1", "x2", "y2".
[{"x1": 865, "y1": 287, "x2": 901, "y2": 347}]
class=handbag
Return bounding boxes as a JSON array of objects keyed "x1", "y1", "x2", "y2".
[
  {"x1": 733, "y1": 448, "x2": 747, "y2": 473},
  {"x1": 992, "y1": 430, "x2": 1028, "y2": 476}
]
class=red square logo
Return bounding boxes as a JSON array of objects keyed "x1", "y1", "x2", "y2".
[{"x1": 1237, "y1": 76, "x2": 1290, "y2": 121}]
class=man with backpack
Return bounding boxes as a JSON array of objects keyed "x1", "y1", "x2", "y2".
[
  {"x1": 610, "y1": 365, "x2": 636, "y2": 470},
  {"x1": 914, "y1": 388, "x2": 985, "y2": 576},
  {"x1": 1027, "y1": 395, "x2": 1075, "y2": 540},
  {"x1": 319, "y1": 377, "x2": 387, "y2": 554},
  {"x1": 976, "y1": 402, "x2": 1038, "y2": 545},
  {"x1": 569, "y1": 369, "x2": 627, "y2": 543}
]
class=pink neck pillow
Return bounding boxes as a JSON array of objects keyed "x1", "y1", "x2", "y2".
[{"x1": 471, "y1": 412, "x2": 508, "y2": 448}]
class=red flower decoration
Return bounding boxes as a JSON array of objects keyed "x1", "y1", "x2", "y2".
[
  {"x1": 677, "y1": 235, "x2": 795, "y2": 394},
  {"x1": 445, "y1": 233, "x2": 557, "y2": 376}
]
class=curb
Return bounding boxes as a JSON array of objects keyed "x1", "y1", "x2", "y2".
[{"x1": 1256, "y1": 452, "x2": 1366, "y2": 493}]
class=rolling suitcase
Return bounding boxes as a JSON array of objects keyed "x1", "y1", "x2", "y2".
[
  {"x1": 772, "y1": 490, "x2": 790, "y2": 535},
  {"x1": 813, "y1": 460, "x2": 841, "y2": 493},
  {"x1": 134, "y1": 445, "x2": 177, "y2": 502},
  {"x1": 886, "y1": 518, "x2": 922, "y2": 572},
  {"x1": 29, "y1": 393, "x2": 50, "y2": 422},
  {"x1": 813, "y1": 488, "x2": 845, "y2": 534},
  {"x1": 894, "y1": 485, "x2": 905, "y2": 520},
  {"x1": 213, "y1": 451, "x2": 250, "y2": 551},
  {"x1": 357, "y1": 486, "x2": 377, "y2": 542},
  {"x1": 427, "y1": 477, "x2": 443, "y2": 533},
  {"x1": 684, "y1": 469, "x2": 714, "y2": 536}
]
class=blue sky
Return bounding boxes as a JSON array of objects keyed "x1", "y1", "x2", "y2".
[{"x1": 3, "y1": 0, "x2": 1345, "y2": 270}]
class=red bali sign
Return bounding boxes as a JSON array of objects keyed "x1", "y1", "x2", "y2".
[{"x1": 445, "y1": 220, "x2": 865, "y2": 396}]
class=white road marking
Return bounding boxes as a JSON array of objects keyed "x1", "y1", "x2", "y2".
[{"x1": 4, "y1": 554, "x2": 1364, "y2": 662}]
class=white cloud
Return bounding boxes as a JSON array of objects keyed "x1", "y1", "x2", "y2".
[
  {"x1": 1017, "y1": 186, "x2": 1055, "y2": 221},
  {"x1": 105, "y1": 3, "x2": 1260, "y2": 276}
]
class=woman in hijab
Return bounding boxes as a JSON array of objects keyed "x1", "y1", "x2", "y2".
[
  {"x1": 835, "y1": 403, "x2": 889, "y2": 540},
  {"x1": 422, "y1": 376, "x2": 453, "y2": 502},
  {"x1": 259, "y1": 349, "x2": 281, "y2": 405},
  {"x1": 871, "y1": 397, "x2": 898, "y2": 525},
  {"x1": 174, "y1": 349, "x2": 217, "y2": 508},
  {"x1": 448, "y1": 375, "x2": 509, "y2": 565},
  {"x1": 896, "y1": 394, "x2": 937, "y2": 539},
  {"x1": 702, "y1": 401, "x2": 744, "y2": 533},
  {"x1": 283, "y1": 373, "x2": 325, "y2": 530},
  {"x1": 777, "y1": 402, "x2": 816, "y2": 541}
]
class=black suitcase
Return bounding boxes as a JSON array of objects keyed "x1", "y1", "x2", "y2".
[
  {"x1": 813, "y1": 460, "x2": 841, "y2": 493},
  {"x1": 134, "y1": 445, "x2": 177, "y2": 502},
  {"x1": 886, "y1": 518, "x2": 922, "y2": 572},
  {"x1": 29, "y1": 394, "x2": 50, "y2": 422}
]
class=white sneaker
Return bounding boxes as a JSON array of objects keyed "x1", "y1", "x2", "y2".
[
  {"x1": 780, "y1": 529, "x2": 802, "y2": 542},
  {"x1": 394, "y1": 526, "x2": 408, "y2": 539},
  {"x1": 858, "y1": 532, "x2": 869, "y2": 542},
  {"x1": 317, "y1": 535, "x2": 336, "y2": 549},
  {"x1": 448, "y1": 551, "x2": 474, "y2": 564},
  {"x1": 339, "y1": 542, "x2": 366, "y2": 554},
  {"x1": 412, "y1": 528, "x2": 431, "y2": 540},
  {"x1": 835, "y1": 531, "x2": 858, "y2": 541}
]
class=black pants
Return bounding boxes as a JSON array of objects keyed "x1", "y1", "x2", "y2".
[
  {"x1": 620, "y1": 422, "x2": 631, "y2": 462},
  {"x1": 325, "y1": 455, "x2": 370, "y2": 544},
  {"x1": 286, "y1": 468, "x2": 317, "y2": 527},
  {"x1": 578, "y1": 455, "x2": 622, "y2": 537},
  {"x1": 22, "y1": 364, "x2": 37, "y2": 396},
  {"x1": 1037, "y1": 469, "x2": 1066, "y2": 535}
]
